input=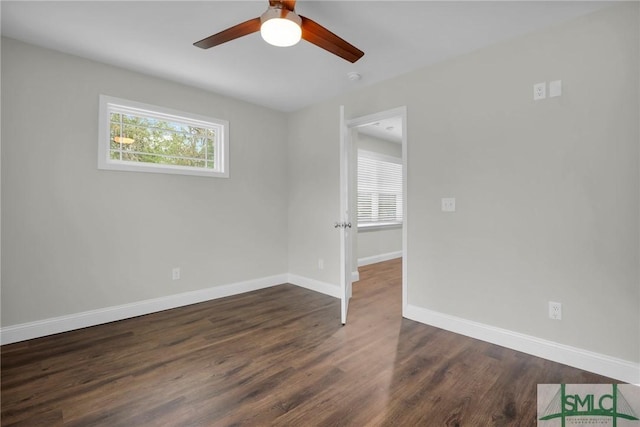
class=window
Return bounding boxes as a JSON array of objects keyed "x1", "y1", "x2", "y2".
[
  {"x1": 98, "y1": 95, "x2": 229, "y2": 177},
  {"x1": 357, "y1": 150, "x2": 403, "y2": 228}
]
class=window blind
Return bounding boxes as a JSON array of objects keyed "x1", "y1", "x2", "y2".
[{"x1": 357, "y1": 150, "x2": 403, "y2": 227}]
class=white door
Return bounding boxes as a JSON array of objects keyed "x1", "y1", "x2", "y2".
[{"x1": 339, "y1": 106, "x2": 352, "y2": 325}]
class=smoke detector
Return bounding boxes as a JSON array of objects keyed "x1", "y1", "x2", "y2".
[{"x1": 347, "y1": 71, "x2": 361, "y2": 81}]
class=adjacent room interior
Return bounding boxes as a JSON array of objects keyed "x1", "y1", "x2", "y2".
[{"x1": 1, "y1": 1, "x2": 639, "y2": 424}]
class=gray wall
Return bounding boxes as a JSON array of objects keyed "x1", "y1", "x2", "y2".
[
  {"x1": 357, "y1": 227, "x2": 402, "y2": 262},
  {"x1": 357, "y1": 133, "x2": 402, "y2": 158},
  {"x1": 288, "y1": 102, "x2": 342, "y2": 283},
  {"x1": 1, "y1": 38, "x2": 289, "y2": 326},
  {"x1": 288, "y1": 4, "x2": 639, "y2": 363},
  {"x1": 2, "y1": 4, "x2": 638, "y2": 366}
]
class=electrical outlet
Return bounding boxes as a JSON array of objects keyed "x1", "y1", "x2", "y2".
[
  {"x1": 172, "y1": 267, "x2": 181, "y2": 280},
  {"x1": 549, "y1": 301, "x2": 562, "y2": 320},
  {"x1": 441, "y1": 198, "x2": 456, "y2": 212},
  {"x1": 534, "y1": 82, "x2": 546, "y2": 100}
]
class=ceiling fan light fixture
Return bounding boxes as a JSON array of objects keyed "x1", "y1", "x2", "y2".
[
  {"x1": 260, "y1": 8, "x2": 302, "y2": 47},
  {"x1": 114, "y1": 136, "x2": 135, "y2": 144}
]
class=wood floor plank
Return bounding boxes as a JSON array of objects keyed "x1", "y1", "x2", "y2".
[{"x1": 2, "y1": 258, "x2": 620, "y2": 426}]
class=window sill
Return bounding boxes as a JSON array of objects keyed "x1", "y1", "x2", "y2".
[
  {"x1": 99, "y1": 159, "x2": 229, "y2": 178},
  {"x1": 358, "y1": 222, "x2": 402, "y2": 232}
]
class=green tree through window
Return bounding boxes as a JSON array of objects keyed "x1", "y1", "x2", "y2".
[
  {"x1": 99, "y1": 95, "x2": 229, "y2": 178},
  {"x1": 110, "y1": 114, "x2": 216, "y2": 169}
]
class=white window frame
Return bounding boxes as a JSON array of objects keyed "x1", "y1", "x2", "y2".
[
  {"x1": 357, "y1": 149, "x2": 403, "y2": 230},
  {"x1": 98, "y1": 95, "x2": 229, "y2": 178}
]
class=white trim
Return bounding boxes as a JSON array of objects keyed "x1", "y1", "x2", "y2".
[
  {"x1": 404, "y1": 304, "x2": 640, "y2": 385},
  {"x1": 346, "y1": 106, "x2": 408, "y2": 314},
  {"x1": 4, "y1": 272, "x2": 636, "y2": 384},
  {"x1": 352, "y1": 271, "x2": 360, "y2": 282},
  {"x1": 287, "y1": 274, "x2": 341, "y2": 299},
  {"x1": 400, "y1": 109, "x2": 408, "y2": 316},
  {"x1": 0, "y1": 274, "x2": 287, "y2": 345},
  {"x1": 358, "y1": 251, "x2": 403, "y2": 267},
  {"x1": 346, "y1": 107, "x2": 408, "y2": 129},
  {"x1": 358, "y1": 223, "x2": 402, "y2": 232}
]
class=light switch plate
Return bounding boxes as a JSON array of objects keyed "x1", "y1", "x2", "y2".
[{"x1": 549, "y1": 80, "x2": 562, "y2": 98}]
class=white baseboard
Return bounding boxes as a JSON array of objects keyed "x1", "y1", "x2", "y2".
[
  {"x1": 0, "y1": 274, "x2": 288, "y2": 345},
  {"x1": 404, "y1": 304, "x2": 640, "y2": 385},
  {"x1": 352, "y1": 271, "x2": 360, "y2": 282},
  {"x1": 8, "y1": 275, "x2": 635, "y2": 384},
  {"x1": 358, "y1": 251, "x2": 402, "y2": 267},
  {"x1": 287, "y1": 274, "x2": 340, "y2": 299}
]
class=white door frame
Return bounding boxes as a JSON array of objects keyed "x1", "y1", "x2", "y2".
[{"x1": 341, "y1": 106, "x2": 408, "y2": 317}]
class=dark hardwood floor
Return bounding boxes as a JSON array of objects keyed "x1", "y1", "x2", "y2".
[{"x1": 2, "y1": 258, "x2": 615, "y2": 426}]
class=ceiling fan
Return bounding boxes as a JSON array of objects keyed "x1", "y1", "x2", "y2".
[{"x1": 194, "y1": 0, "x2": 364, "y2": 63}]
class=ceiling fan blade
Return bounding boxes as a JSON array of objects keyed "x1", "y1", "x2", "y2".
[
  {"x1": 300, "y1": 16, "x2": 364, "y2": 63},
  {"x1": 194, "y1": 17, "x2": 261, "y2": 49},
  {"x1": 269, "y1": 0, "x2": 296, "y2": 11}
]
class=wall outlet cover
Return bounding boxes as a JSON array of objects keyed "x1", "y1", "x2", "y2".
[
  {"x1": 534, "y1": 82, "x2": 546, "y2": 100},
  {"x1": 549, "y1": 301, "x2": 562, "y2": 320},
  {"x1": 441, "y1": 198, "x2": 456, "y2": 212}
]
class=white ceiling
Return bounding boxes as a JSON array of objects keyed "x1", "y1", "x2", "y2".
[
  {"x1": 1, "y1": 1, "x2": 611, "y2": 112},
  {"x1": 358, "y1": 117, "x2": 403, "y2": 144}
]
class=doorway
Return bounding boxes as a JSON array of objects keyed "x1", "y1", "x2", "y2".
[{"x1": 339, "y1": 106, "x2": 407, "y2": 324}]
